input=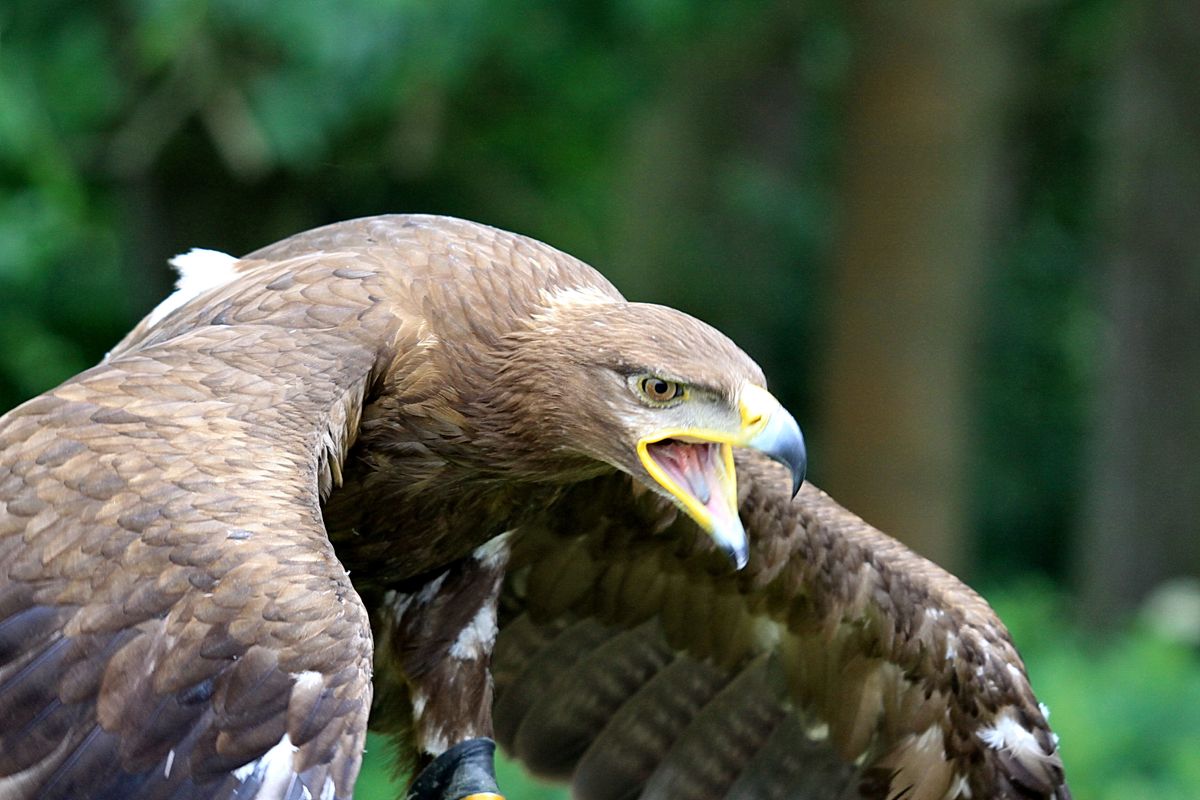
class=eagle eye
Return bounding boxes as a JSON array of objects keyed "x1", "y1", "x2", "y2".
[{"x1": 634, "y1": 375, "x2": 686, "y2": 406}]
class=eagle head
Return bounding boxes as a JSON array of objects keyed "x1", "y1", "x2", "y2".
[{"x1": 471, "y1": 295, "x2": 807, "y2": 570}]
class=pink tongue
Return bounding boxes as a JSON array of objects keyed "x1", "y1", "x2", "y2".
[
  {"x1": 653, "y1": 441, "x2": 714, "y2": 504},
  {"x1": 650, "y1": 440, "x2": 745, "y2": 565}
]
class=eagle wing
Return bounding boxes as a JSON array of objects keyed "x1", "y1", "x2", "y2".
[
  {"x1": 494, "y1": 454, "x2": 1070, "y2": 800},
  {"x1": 0, "y1": 267, "x2": 386, "y2": 800}
]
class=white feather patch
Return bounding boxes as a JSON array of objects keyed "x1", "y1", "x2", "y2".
[
  {"x1": 292, "y1": 670, "x2": 323, "y2": 687},
  {"x1": 231, "y1": 732, "x2": 299, "y2": 796},
  {"x1": 804, "y1": 721, "x2": 830, "y2": 741},
  {"x1": 945, "y1": 633, "x2": 958, "y2": 661},
  {"x1": 472, "y1": 530, "x2": 513, "y2": 569},
  {"x1": 449, "y1": 603, "x2": 498, "y2": 661},
  {"x1": 422, "y1": 727, "x2": 451, "y2": 757},
  {"x1": 146, "y1": 248, "x2": 240, "y2": 326},
  {"x1": 411, "y1": 691, "x2": 429, "y2": 720},
  {"x1": 415, "y1": 572, "x2": 447, "y2": 606},
  {"x1": 531, "y1": 285, "x2": 621, "y2": 326},
  {"x1": 978, "y1": 709, "x2": 1046, "y2": 760},
  {"x1": 538, "y1": 285, "x2": 616, "y2": 309}
]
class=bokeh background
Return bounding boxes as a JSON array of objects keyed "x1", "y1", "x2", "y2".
[{"x1": 3, "y1": 1, "x2": 1199, "y2": 797}]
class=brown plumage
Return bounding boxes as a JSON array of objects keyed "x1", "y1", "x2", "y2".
[{"x1": 0, "y1": 215, "x2": 1069, "y2": 800}]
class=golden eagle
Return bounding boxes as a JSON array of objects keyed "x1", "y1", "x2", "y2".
[{"x1": 0, "y1": 216, "x2": 1069, "y2": 799}]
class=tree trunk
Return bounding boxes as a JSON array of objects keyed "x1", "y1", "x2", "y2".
[
  {"x1": 819, "y1": 2, "x2": 1007, "y2": 573},
  {"x1": 1078, "y1": 1, "x2": 1200, "y2": 623}
]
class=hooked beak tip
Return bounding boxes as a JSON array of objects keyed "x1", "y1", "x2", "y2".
[
  {"x1": 712, "y1": 516, "x2": 750, "y2": 570},
  {"x1": 786, "y1": 434, "x2": 806, "y2": 498}
]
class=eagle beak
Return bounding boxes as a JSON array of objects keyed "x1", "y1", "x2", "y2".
[
  {"x1": 737, "y1": 384, "x2": 807, "y2": 496},
  {"x1": 636, "y1": 384, "x2": 806, "y2": 570}
]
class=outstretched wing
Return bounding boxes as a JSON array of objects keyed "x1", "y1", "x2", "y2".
[
  {"x1": 494, "y1": 454, "x2": 1070, "y2": 800},
  {"x1": 0, "y1": 295, "x2": 380, "y2": 799}
]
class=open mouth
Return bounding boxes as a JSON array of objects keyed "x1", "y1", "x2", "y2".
[
  {"x1": 642, "y1": 437, "x2": 740, "y2": 528},
  {"x1": 645, "y1": 439, "x2": 722, "y2": 505},
  {"x1": 640, "y1": 436, "x2": 745, "y2": 566}
]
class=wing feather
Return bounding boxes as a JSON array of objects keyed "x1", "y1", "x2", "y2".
[
  {"x1": 635, "y1": 654, "x2": 784, "y2": 800},
  {"x1": 491, "y1": 619, "x2": 613, "y2": 767},
  {"x1": 497, "y1": 454, "x2": 1070, "y2": 800},
  {"x1": 569, "y1": 656, "x2": 729, "y2": 800},
  {"x1": 510, "y1": 621, "x2": 674, "y2": 779},
  {"x1": 0, "y1": 320, "x2": 380, "y2": 800}
]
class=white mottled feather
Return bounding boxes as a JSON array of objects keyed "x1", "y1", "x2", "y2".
[{"x1": 449, "y1": 603, "x2": 499, "y2": 661}]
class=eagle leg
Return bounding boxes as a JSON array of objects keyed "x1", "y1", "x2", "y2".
[{"x1": 405, "y1": 737, "x2": 504, "y2": 800}]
